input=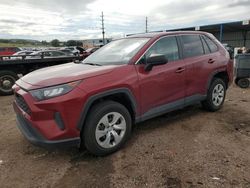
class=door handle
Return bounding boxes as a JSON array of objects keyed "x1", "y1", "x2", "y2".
[
  {"x1": 175, "y1": 67, "x2": 185, "y2": 73},
  {"x1": 208, "y1": 59, "x2": 215, "y2": 64}
]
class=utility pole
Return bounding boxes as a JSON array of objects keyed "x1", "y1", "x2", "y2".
[
  {"x1": 146, "y1": 17, "x2": 148, "y2": 33},
  {"x1": 101, "y1": 12, "x2": 105, "y2": 45}
]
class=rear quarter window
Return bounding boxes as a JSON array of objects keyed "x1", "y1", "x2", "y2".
[
  {"x1": 203, "y1": 35, "x2": 218, "y2": 53},
  {"x1": 201, "y1": 36, "x2": 210, "y2": 54},
  {"x1": 181, "y1": 35, "x2": 204, "y2": 58}
]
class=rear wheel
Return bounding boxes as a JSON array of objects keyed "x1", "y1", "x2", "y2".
[
  {"x1": 237, "y1": 78, "x2": 250, "y2": 88},
  {"x1": 202, "y1": 78, "x2": 226, "y2": 112},
  {"x1": 0, "y1": 71, "x2": 18, "y2": 96},
  {"x1": 83, "y1": 101, "x2": 132, "y2": 156}
]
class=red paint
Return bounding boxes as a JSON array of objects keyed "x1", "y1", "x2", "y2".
[{"x1": 0, "y1": 47, "x2": 21, "y2": 56}]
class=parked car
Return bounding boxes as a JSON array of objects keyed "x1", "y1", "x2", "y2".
[
  {"x1": 82, "y1": 47, "x2": 100, "y2": 58},
  {"x1": 13, "y1": 31, "x2": 233, "y2": 156},
  {"x1": 235, "y1": 54, "x2": 250, "y2": 88},
  {"x1": 76, "y1": 46, "x2": 86, "y2": 54},
  {"x1": 0, "y1": 47, "x2": 21, "y2": 56},
  {"x1": 27, "y1": 50, "x2": 68, "y2": 59},
  {"x1": 64, "y1": 47, "x2": 80, "y2": 55},
  {"x1": 59, "y1": 49, "x2": 75, "y2": 56},
  {"x1": 10, "y1": 50, "x2": 34, "y2": 59}
]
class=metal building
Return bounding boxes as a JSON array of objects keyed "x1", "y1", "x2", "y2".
[
  {"x1": 82, "y1": 38, "x2": 112, "y2": 49},
  {"x1": 167, "y1": 20, "x2": 250, "y2": 48}
]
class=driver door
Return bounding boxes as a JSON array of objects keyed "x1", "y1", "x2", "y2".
[{"x1": 136, "y1": 36, "x2": 186, "y2": 116}]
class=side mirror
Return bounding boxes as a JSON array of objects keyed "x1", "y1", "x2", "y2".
[{"x1": 144, "y1": 54, "x2": 168, "y2": 71}]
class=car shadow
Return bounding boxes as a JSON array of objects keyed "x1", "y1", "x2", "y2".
[
  {"x1": 133, "y1": 104, "x2": 204, "y2": 132},
  {"x1": 22, "y1": 104, "x2": 207, "y2": 161}
]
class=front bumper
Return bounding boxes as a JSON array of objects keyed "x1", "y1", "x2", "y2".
[
  {"x1": 12, "y1": 80, "x2": 88, "y2": 149},
  {"x1": 15, "y1": 109, "x2": 80, "y2": 149}
]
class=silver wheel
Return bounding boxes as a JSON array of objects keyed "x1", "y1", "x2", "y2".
[
  {"x1": 212, "y1": 83, "x2": 224, "y2": 106},
  {"x1": 95, "y1": 112, "x2": 126, "y2": 149}
]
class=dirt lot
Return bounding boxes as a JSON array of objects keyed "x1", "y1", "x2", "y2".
[{"x1": 0, "y1": 85, "x2": 250, "y2": 188}]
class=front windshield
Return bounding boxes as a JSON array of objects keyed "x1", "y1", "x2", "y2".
[{"x1": 82, "y1": 38, "x2": 150, "y2": 65}]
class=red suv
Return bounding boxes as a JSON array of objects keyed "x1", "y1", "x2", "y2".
[{"x1": 13, "y1": 31, "x2": 233, "y2": 156}]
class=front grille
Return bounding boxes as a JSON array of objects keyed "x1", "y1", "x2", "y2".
[{"x1": 15, "y1": 93, "x2": 31, "y2": 115}]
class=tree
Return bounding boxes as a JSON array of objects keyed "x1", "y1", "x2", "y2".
[
  {"x1": 66, "y1": 40, "x2": 77, "y2": 46},
  {"x1": 41, "y1": 40, "x2": 48, "y2": 45},
  {"x1": 66, "y1": 40, "x2": 82, "y2": 46},
  {"x1": 76, "y1": 41, "x2": 82, "y2": 46},
  {"x1": 51, "y1": 39, "x2": 60, "y2": 47}
]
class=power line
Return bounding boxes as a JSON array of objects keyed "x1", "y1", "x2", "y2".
[{"x1": 101, "y1": 11, "x2": 105, "y2": 45}]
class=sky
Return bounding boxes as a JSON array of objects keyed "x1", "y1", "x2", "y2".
[{"x1": 0, "y1": 0, "x2": 250, "y2": 41}]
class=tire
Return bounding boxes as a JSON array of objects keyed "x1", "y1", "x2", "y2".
[
  {"x1": 83, "y1": 100, "x2": 132, "y2": 156},
  {"x1": 201, "y1": 78, "x2": 226, "y2": 112},
  {"x1": 235, "y1": 78, "x2": 240, "y2": 85},
  {"x1": 237, "y1": 78, "x2": 249, "y2": 88},
  {"x1": 0, "y1": 71, "x2": 18, "y2": 96}
]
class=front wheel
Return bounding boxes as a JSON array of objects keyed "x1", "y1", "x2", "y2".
[
  {"x1": 83, "y1": 101, "x2": 132, "y2": 156},
  {"x1": 201, "y1": 78, "x2": 226, "y2": 112}
]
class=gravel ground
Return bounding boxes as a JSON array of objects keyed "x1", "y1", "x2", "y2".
[{"x1": 0, "y1": 85, "x2": 249, "y2": 188}]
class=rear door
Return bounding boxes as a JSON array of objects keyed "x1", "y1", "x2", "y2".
[
  {"x1": 180, "y1": 34, "x2": 219, "y2": 99},
  {"x1": 136, "y1": 36, "x2": 186, "y2": 115}
]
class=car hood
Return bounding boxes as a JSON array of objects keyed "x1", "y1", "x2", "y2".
[{"x1": 18, "y1": 62, "x2": 116, "y2": 89}]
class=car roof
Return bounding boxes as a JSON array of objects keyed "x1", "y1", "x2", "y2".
[
  {"x1": 16, "y1": 50, "x2": 31, "y2": 53},
  {"x1": 36, "y1": 50, "x2": 63, "y2": 52},
  {"x1": 127, "y1": 31, "x2": 210, "y2": 39}
]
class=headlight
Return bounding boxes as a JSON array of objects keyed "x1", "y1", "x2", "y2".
[{"x1": 30, "y1": 81, "x2": 81, "y2": 101}]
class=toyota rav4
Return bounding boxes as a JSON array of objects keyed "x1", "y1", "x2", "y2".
[{"x1": 13, "y1": 31, "x2": 233, "y2": 156}]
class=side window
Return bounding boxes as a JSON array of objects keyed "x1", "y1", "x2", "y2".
[
  {"x1": 201, "y1": 36, "x2": 210, "y2": 54},
  {"x1": 14, "y1": 47, "x2": 20, "y2": 52},
  {"x1": 52, "y1": 51, "x2": 64, "y2": 56},
  {"x1": 145, "y1": 36, "x2": 179, "y2": 62},
  {"x1": 181, "y1": 35, "x2": 204, "y2": 58},
  {"x1": 44, "y1": 52, "x2": 51, "y2": 57},
  {"x1": 203, "y1": 35, "x2": 218, "y2": 53}
]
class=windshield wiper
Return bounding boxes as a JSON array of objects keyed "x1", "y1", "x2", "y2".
[{"x1": 83, "y1": 62, "x2": 102, "y2": 66}]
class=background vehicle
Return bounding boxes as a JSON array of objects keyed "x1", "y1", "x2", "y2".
[
  {"x1": 64, "y1": 47, "x2": 80, "y2": 55},
  {"x1": 27, "y1": 50, "x2": 69, "y2": 59},
  {"x1": 59, "y1": 49, "x2": 75, "y2": 56},
  {"x1": 235, "y1": 54, "x2": 250, "y2": 88},
  {"x1": 222, "y1": 43, "x2": 234, "y2": 59},
  {"x1": 76, "y1": 46, "x2": 86, "y2": 54},
  {"x1": 0, "y1": 55, "x2": 83, "y2": 95},
  {"x1": 10, "y1": 51, "x2": 34, "y2": 60},
  {"x1": 82, "y1": 47, "x2": 100, "y2": 58},
  {"x1": 13, "y1": 31, "x2": 233, "y2": 156},
  {"x1": 0, "y1": 47, "x2": 21, "y2": 56}
]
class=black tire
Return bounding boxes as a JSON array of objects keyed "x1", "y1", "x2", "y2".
[
  {"x1": 0, "y1": 71, "x2": 18, "y2": 96},
  {"x1": 234, "y1": 78, "x2": 240, "y2": 85},
  {"x1": 201, "y1": 78, "x2": 226, "y2": 112},
  {"x1": 237, "y1": 78, "x2": 249, "y2": 88},
  {"x1": 83, "y1": 100, "x2": 132, "y2": 156}
]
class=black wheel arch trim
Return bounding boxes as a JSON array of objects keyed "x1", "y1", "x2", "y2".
[
  {"x1": 206, "y1": 69, "x2": 229, "y2": 91},
  {"x1": 77, "y1": 88, "x2": 137, "y2": 131}
]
